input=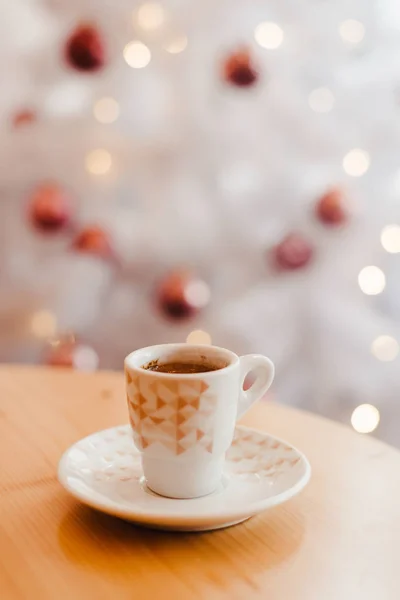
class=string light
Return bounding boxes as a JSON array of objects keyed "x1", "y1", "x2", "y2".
[
  {"x1": 184, "y1": 280, "x2": 211, "y2": 308},
  {"x1": 358, "y1": 266, "x2": 386, "y2": 295},
  {"x1": 186, "y1": 330, "x2": 212, "y2": 345},
  {"x1": 164, "y1": 35, "x2": 188, "y2": 54},
  {"x1": 308, "y1": 87, "x2": 335, "y2": 113},
  {"x1": 93, "y1": 97, "x2": 120, "y2": 124},
  {"x1": 351, "y1": 404, "x2": 380, "y2": 434},
  {"x1": 31, "y1": 310, "x2": 57, "y2": 338},
  {"x1": 343, "y1": 149, "x2": 370, "y2": 177},
  {"x1": 254, "y1": 22, "x2": 284, "y2": 49},
  {"x1": 381, "y1": 225, "x2": 400, "y2": 253},
  {"x1": 371, "y1": 335, "x2": 399, "y2": 362},
  {"x1": 339, "y1": 20, "x2": 365, "y2": 45},
  {"x1": 124, "y1": 41, "x2": 151, "y2": 68},
  {"x1": 85, "y1": 149, "x2": 112, "y2": 175}
]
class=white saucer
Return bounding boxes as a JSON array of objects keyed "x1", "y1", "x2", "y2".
[{"x1": 58, "y1": 425, "x2": 311, "y2": 532}]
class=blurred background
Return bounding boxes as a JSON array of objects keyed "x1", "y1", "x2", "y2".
[{"x1": 2, "y1": 0, "x2": 400, "y2": 444}]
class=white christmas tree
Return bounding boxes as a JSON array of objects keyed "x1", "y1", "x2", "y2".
[{"x1": 2, "y1": 0, "x2": 400, "y2": 444}]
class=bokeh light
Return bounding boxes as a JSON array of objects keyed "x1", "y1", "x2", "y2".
[
  {"x1": 254, "y1": 22, "x2": 284, "y2": 49},
  {"x1": 124, "y1": 41, "x2": 151, "y2": 68},
  {"x1": 339, "y1": 20, "x2": 365, "y2": 45},
  {"x1": 85, "y1": 149, "x2": 112, "y2": 175},
  {"x1": 343, "y1": 149, "x2": 370, "y2": 177},
  {"x1": 186, "y1": 330, "x2": 212, "y2": 345},
  {"x1": 93, "y1": 97, "x2": 120, "y2": 124},
  {"x1": 351, "y1": 404, "x2": 380, "y2": 433},
  {"x1": 381, "y1": 225, "x2": 400, "y2": 253},
  {"x1": 184, "y1": 280, "x2": 211, "y2": 308},
  {"x1": 73, "y1": 345, "x2": 99, "y2": 371},
  {"x1": 164, "y1": 35, "x2": 188, "y2": 54},
  {"x1": 358, "y1": 266, "x2": 386, "y2": 295},
  {"x1": 371, "y1": 335, "x2": 399, "y2": 362}
]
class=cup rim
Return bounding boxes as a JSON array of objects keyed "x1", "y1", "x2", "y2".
[{"x1": 124, "y1": 343, "x2": 239, "y2": 379}]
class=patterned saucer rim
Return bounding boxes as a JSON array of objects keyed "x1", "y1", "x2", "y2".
[{"x1": 58, "y1": 425, "x2": 311, "y2": 529}]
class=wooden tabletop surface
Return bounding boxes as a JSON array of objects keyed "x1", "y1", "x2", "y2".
[{"x1": 1, "y1": 366, "x2": 399, "y2": 599}]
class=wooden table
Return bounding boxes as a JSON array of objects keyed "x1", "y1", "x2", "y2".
[{"x1": 1, "y1": 366, "x2": 399, "y2": 599}]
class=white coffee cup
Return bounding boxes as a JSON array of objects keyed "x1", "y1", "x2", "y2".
[{"x1": 125, "y1": 344, "x2": 274, "y2": 499}]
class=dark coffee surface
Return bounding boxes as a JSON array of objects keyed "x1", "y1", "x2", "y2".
[{"x1": 142, "y1": 361, "x2": 221, "y2": 374}]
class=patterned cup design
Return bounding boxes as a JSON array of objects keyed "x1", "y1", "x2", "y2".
[{"x1": 126, "y1": 370, "x2": 218, "y2": 456}]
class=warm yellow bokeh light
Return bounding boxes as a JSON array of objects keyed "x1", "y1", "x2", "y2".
[
  {"x1": 31, "y1": 310, "x2": 57, "y2": 338},
  {"x1": 254, "y1": 22, "x2": 284, "y2": 49},
  {"x1": 137, "y1": 2, "x2": 165, "y2": 31},
  {"x1": 351, "y1": 404, "x2": 380, "y2": 434},
  {"x1": 93, "y1": 97, "x2": 120, "y2": 124},
  {"x1": 339, "y1": 20, "x2": 365, "y2": 45},
  {"x1": 358, "y1": 266, "x2": 386, "y2": 295},
  {"x1": 371, "y1": 335, "x2": 399, "y2": 362},
  {"x1": 186, "y1": 330, "x2": 212, "y2": 345},
  {"x1": 308, "y1": 87, "x2": 335, "y2": 113},
  {"x1": 381, "y1": 225, "x2": 400, "y2": 253},
  {"x1": 123, "y1": 41, "x2": 151, "y2": 68},
  {"x1": 85, "y1": 149, "x2": 112, "y2": 175},
  {"x1": 343, "y1": 149, "x2": 370, "y2": 177},
  {"x1": 164, "y1": 35, "x2": 188, "y2": 54}
]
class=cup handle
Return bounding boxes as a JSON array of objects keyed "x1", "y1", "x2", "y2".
[{"x1": 237, "y1": 355, "x2": 275, "y2": 420}]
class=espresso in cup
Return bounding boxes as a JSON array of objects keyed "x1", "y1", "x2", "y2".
[{"x1": 142, "y1": 359, "x2": 223, "y2": 374}]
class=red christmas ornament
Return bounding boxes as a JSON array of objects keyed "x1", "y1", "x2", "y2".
[
  {"x1": 45, "y1": 338, "x2": 75, "y2": 368},
  {"x1": 44, "y1": 335, "x2": 99, "y2": 371},
  {"x1": 157, "y1": 270, "x2": 210, "y2": 321},
  {"x1": 315, "y1": 188, "x2": 348, "y2": 226},
  {"x1": 29, "y1": 183, "x2": 72, "y2": 233},
  {"x1": 223, "y1": 48, "x2": 258, "y2": 87},
  {"x1": 65, "y1": 24, "x2": 105, "y2": 72},
  {"x1": 273, "y1": 233, "x2": 314, "y2": 271},
  {"x1": 13, "y1": 109, "x2": 36, "y2": 128},
  {"x1": 72, "y1": 226, "x2": 113, "y2": 259}
]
